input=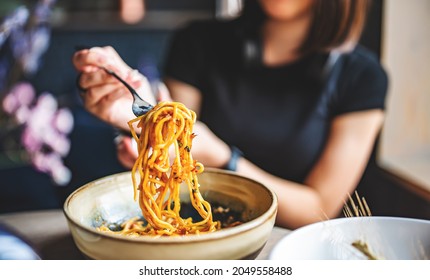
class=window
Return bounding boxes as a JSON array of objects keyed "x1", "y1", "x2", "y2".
[{"x1": 379, "y1": 0, "x2": 430, "y2": 200}]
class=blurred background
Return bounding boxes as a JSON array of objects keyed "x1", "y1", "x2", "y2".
[{"x1": 0, "y1": 0, "x2": 429, "y2": 220}]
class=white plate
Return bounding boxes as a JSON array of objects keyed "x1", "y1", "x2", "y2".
[{"x1": 269, "y1": 216, "x2": 430, "y2": 260}]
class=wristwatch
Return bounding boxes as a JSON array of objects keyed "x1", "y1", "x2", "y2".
[{"x1": 223, "y1": 146, "x2": 243, "y2": 172}]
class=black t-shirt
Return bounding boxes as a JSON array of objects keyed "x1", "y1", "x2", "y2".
[{"x1": 164, "y1": 19, "x2": 388, "y2": 183}]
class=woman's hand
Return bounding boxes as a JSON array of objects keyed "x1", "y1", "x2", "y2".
[
  {"x1": 115, "y1": 121, "x2": 231, "y2": 169},
  {"x1": 72, "y1": 46, "x2": 155, "y2": 130},
  {"x1": 190, "y1": 122, "x2": 231, "y2": 168},
  {"x1": 115, "y1": 134, "x2": 138, "y2": 169}
]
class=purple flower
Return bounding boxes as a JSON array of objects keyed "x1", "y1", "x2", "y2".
[
  {"x1": 4, "y1": 1, "x2": 56, "y2": 75},
  {"x1": 16, "y1": 27, "x2": 51, "y2": 74},
  {"x1": 53, "y1": 108, "x2": 74, "y2": 134},
  {"x1": 2, "y1": 93, "x2": 20, "y2": 114},
  {"x1": 1, "y1": 0, "x2": 72, "y2": 186},
  {"x1": 0, "y1": 6, "x2": 29, "y2": 48},
  {"x1": 15, "y1": 106, "x2": 31, "y2": 124},
  {"x1": 51, "y1": 163, "x2": 72, "y2": 186},
  {"x1": 33, "y1": 151, "x2": 59, "y2": 173},
  {"x1": 32, "y1": 151, "x2": 72, "y2": 186},
  {"x1": 14, "y1": 91, "x2": 74, "y2": 185},
  {"x1": 21, "y1": 93, "x2": 57, "y2": 149},
  {"x1": 31, "y1": 92, "x2": 57, "y2": 120},
  {"x1": 21, "y1": 126, "x2": 42, "y2": 154},
  {"x1": 2, "y1": 82, "x2": 35, "y2": 117},
  {"x1": 34, "y1": 0, "x2": 57, "y2": 23},
  {"x1": 43, "y1": 130, "x2": 71, "y2": 156},
  {"x1": 13, "y1": 82, "x2": 36, "y2": 106}
]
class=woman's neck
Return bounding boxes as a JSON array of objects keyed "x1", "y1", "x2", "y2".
[{"x1": 262, "y1": 15, "x2": 312, "y2": 66}]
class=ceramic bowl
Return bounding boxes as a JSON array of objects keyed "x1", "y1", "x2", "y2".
[
  {"x1": 64, "y1": 168, "x2": 277, "y2": 259},
  {"x1": 269, "y1": 216, "x2": 430, "y2": 260}
]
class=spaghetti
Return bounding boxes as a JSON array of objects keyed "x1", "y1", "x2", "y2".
[{"x1": 99, "y1": 101, "x2": 220, "y2": 236}]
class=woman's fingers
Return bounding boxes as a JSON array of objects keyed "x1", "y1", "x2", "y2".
[
  {"x1": 73, "y1": 47, "x2": 124, "y2": 74},
  {"x1": 73, "y1": 49, "x2": 103, "y2": 71},
  {"x1": 78, "y1": 68, "x2": 118, "y2": 90},
  {"x1": 116, "y1": 136, "x2": 138, "y2": 169},
  {"x1": 103, "y1": 46, "x2": 133, "y2": 73},
  {"x1": 83, "y1": 83, "x2": 131, "y2": 109},
  {"x1": 83, "y1": 85, "x2": 135, "y2": 130},
  {"x1": 72, "y1": 45, "x2": 143, "y2": 130},
  {"x1": 89, "y1": 46, "x2": 131, "y2": 76}
]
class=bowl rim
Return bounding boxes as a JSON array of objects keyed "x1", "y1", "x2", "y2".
[
  {"x1": 63, "y1": 168, "x2": 278, "y2": 244},
  {"x1": 276, "y1": 216, "x2": 430, "y2": 241},
  {"x1": 269, "y1": 216, "x2": 430, "y2": 259}
]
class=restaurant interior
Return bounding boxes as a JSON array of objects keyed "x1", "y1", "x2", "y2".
[{"x1": 0, "y1": 0, "x2": 429, "y2": 260}]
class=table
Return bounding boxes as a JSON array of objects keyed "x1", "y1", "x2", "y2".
[{"x1": 0, "y1": 209, "x2": 290, "y2": 260}]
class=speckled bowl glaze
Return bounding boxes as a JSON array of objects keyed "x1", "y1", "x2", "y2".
[{"x1": 64, "y1": 168, "x2": 277, "y2": 260}]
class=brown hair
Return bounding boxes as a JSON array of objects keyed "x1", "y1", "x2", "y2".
[
  {"x1": 240, "y1": 0, "x2": 372, "y2": 54},
  {"x1": 302, "y1": 0, "x2": 372, "y2": 53}
]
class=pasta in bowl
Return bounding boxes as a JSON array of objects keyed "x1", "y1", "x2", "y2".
[{"x1": 63, "y1": 168, "x2": 277, "y2": 259}]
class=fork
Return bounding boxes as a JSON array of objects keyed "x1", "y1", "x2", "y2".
[{"x1": 102, "y1": 67, "x2": 153, "y2": 117}]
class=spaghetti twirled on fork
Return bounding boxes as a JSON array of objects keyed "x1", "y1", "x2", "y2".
[{"x1": 99, "y1": 102, "x2": 220, "y2": 236}]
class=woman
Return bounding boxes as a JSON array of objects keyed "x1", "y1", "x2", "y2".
[{"x1": 73, "y1": 0, "x2": 387, "y2": 229}]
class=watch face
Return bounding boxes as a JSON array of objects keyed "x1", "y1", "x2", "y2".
[{"x1": 0, "y1": 223, "x2": 41, "y2": 260}]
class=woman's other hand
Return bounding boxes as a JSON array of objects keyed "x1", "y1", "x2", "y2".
[
  {"x1": 115, "y1": 135, "x2": 138, "y2": 169},
  {"x1": 115, "y1": 121, "x2": 231, "y2": 170}
]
